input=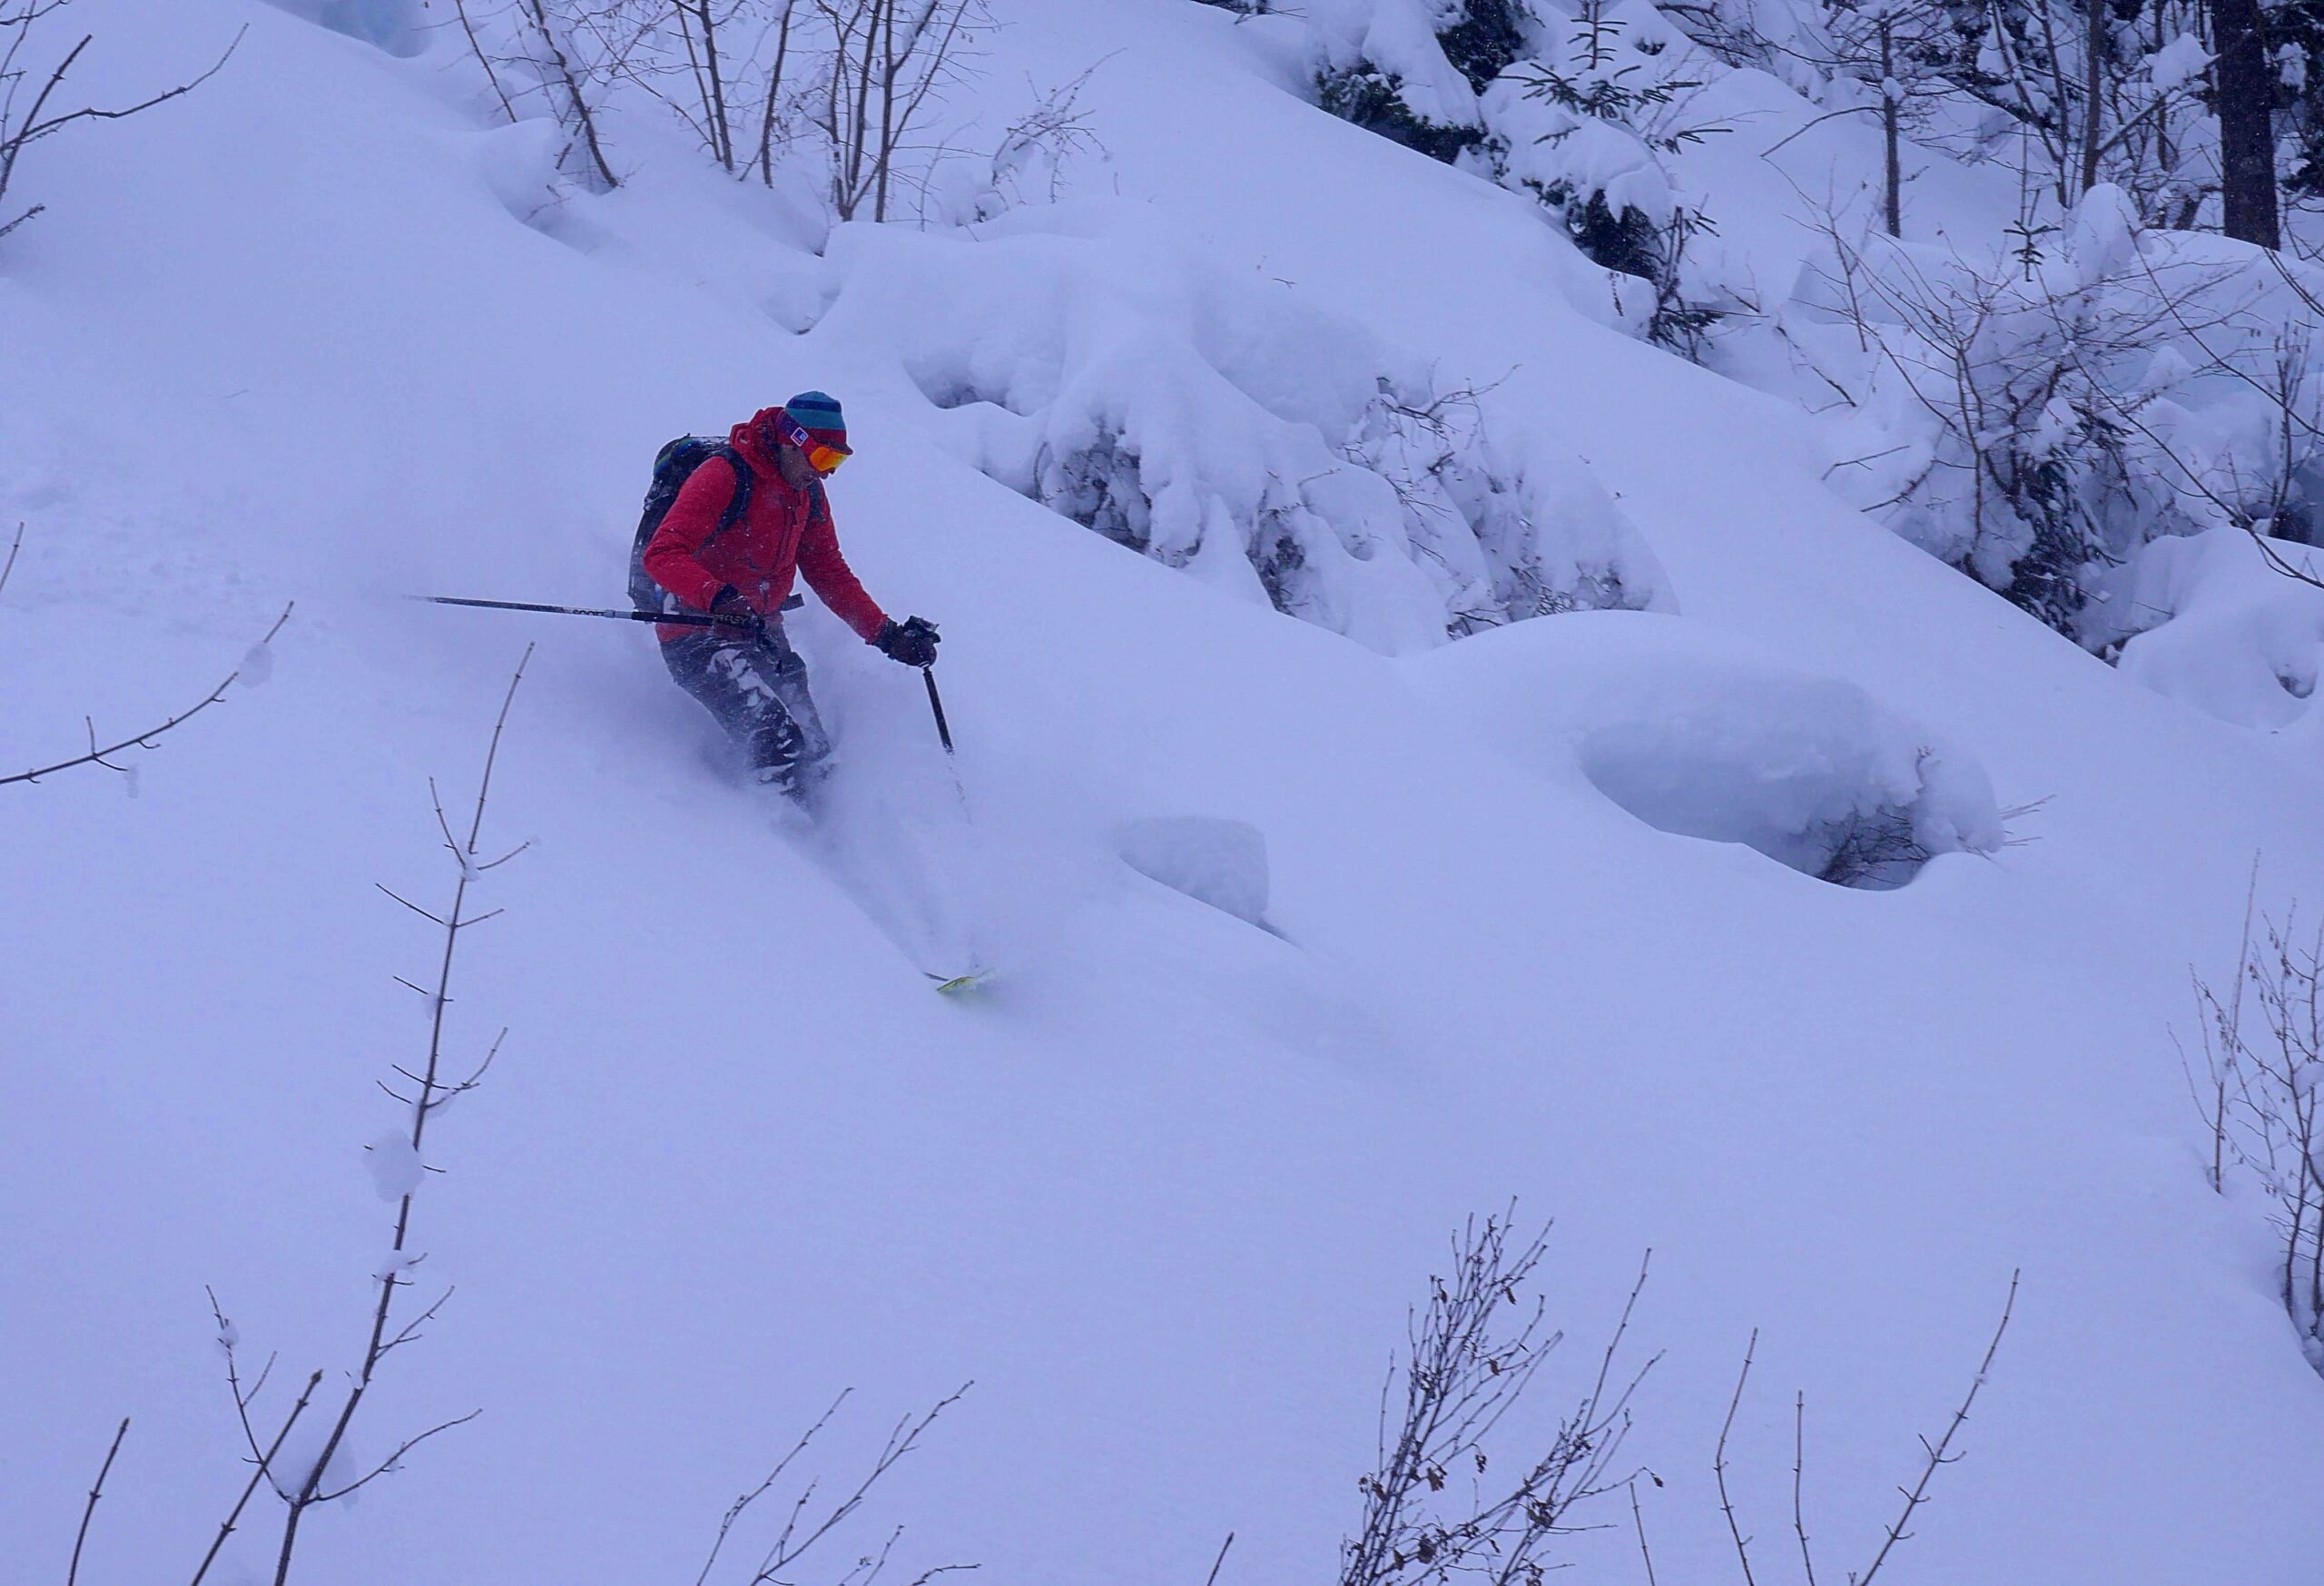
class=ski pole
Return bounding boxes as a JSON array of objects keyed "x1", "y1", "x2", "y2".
[
  {"x1": 921, "y1": 665, "x2": 956, "y2": 755},
  {"x1": 414, "y1": 594, "x2": 801, "y2": 629}
]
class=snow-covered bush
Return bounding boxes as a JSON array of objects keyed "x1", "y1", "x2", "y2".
[
  {"x1": 1304, "y1": 0, "x2": 1723, "y2": 350},
  {"x1": 1787, "y1": 186, "x2": 2324, "y2": 639},
  {"x1": 1305, "y1": 0, "x2": 1527, "y2": 161},
  {"x1": 844, "y1": 216, "x2": 1668, "y2": 652},
  {"x1": 1488, "y1": 0, "x2": 1724, "y2": 350}
]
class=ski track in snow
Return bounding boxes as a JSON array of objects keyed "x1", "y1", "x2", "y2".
[{"x1": 4, "y1": 2, "x2": 2323, "y2": 1583}]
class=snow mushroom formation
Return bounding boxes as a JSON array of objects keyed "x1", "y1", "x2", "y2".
[{"x1": 1408, "y1": 612, "x2": 2004, "y2": 888}]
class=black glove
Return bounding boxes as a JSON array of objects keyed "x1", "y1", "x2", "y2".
[
  {"x1": 706, "y1": 585, "x2": 766, "y2": 642},
  {"x1": 874, "y1": 616, "x2": 940, "y2": 667}
]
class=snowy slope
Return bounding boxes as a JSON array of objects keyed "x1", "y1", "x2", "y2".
[{"x1": 6, "y1": 3, "x2": 2323, "y2": 1584}]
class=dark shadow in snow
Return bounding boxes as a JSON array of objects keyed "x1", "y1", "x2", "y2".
[{"x1": 260, "y1": 0, "x2": 425, "y2": 56}]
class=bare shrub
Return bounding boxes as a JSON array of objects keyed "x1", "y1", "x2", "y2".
[
  {"x1": 2184, "y1": 881, "x2": 2324, "y2": 1369},
  {"x1": 1339, "y1": 1213, "x2": 1656, "y2": 1586},
  {"x1": 449, "y1": 0, "x2": 629, "y2": 189},
  {"x1": 445, "y1": 1, "x2": 1018, "y2": 222},
  {"x1": 1345, "y1": 1214, "x2": 2015, "y2": 1586},
  {"x1": 62, "y1": 646, "x2": 534, "y2": 1571},
  {"x1": 65, "y1": 651, "x2": 534, "y2": 1583},
  {"x1": 958, "y1": 60, "x2": 1106, "y2": 222},
  {"x1": 61, "y1": 648, "x2": 974, "y2": 1581},
  {"x1": 0, "y1": 0, "x2": 241, "y2": 241},
  {"x1": 211, "y1": 650, "x2": 536, "y2": 1582},
  {"x1": 692, "y1": 1386, "x2": 976, "y2": 1586},
  {"x1": 1714, "y1": 1272, "x2": 2018, "y2": 1586},
  {"x1": 814, "y1": 0, "x2": 988, "y2": 222}
]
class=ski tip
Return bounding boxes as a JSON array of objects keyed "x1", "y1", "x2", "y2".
[{"x1": 927, "y1": 970, "x2": 984, "y2": 995}]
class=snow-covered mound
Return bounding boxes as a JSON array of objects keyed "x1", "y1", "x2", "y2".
[
  {"x1": 1116, "y1": 814, "x2": 1276, "y2": 928},
  {"x1": 1410, "y1": 613, "x2": 2004, "y2": 887},
  {"x1": 2109, "y1": 527, "x2": 2324, "y2": 745},
  {"x1": 5, "y1": 4, "x2": 2323, "y2": 1586}
]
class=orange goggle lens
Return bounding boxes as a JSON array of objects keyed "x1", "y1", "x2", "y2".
[{"x1": 783, "y1": 417, "x2": 852, "y2": 476}]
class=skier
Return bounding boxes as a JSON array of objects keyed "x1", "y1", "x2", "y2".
[{"x1": 639, "y1": 391, "x2": 940, "y2": 802}]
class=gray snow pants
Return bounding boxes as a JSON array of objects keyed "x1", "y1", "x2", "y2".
[{"x1": 660, "y1": 627, "x2": 833, "y2": 796}]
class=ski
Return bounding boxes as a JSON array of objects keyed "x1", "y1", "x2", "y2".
[{"x1": 926, "y1": 969, "x2": 985, "y2": 995}]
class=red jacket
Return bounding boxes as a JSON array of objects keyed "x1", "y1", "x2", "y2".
[{"x1": 641, "y1": 409, "x2": 888, "y2": 644}]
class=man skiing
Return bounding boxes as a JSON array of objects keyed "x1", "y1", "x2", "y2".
[{"x1": 640, "y1": 391, "x2": 939, "y2": 802}]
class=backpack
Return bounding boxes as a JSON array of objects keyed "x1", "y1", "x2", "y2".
[{"x1": 627, "y1": 436, "x2": 753, "y2": 615}]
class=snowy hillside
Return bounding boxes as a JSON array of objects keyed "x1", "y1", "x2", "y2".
[{"x1": 6, "y1": 1, "x2": 2324, "y2": 1583}]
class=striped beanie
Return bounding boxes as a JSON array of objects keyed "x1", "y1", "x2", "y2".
[{"x1": 781, "y1": 390, "x2": 849, "y2": 449}]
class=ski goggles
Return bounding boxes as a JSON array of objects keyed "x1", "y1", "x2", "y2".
[{"x1": 780, "y1": 415, "x2": 852, "y2": 476}]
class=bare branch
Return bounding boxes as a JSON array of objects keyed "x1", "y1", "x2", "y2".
[
  {"x1": 1629, "y1": 1476, "x2": 1659, "y2": 1586},
  {"x1": 310, "y1": 1409, "x2": 483, "y2": 1502},
  {"x1": 1792, "y1": 1391, "x2": 1819, "y2": 1586},
  {"x1": 1201, "y1": 1532, "x2": 1234, "y2": 1586},
  {"x1": 67, "y1": 1416, "x2": 129, "y2": 1586},
  {"x1": 2, "y1": 602, "x2": 291, "y2": 789},
  {"x1": 267, "y1": 648, "x2": 529, "y2": 1585},
  {"x1": 1340, "y1": 1211, "x2": 1653, "y2": 1586},
  {"x1": 695, "y1": 1380, "x2": 972, "y2": 1586},
  {"x1": 1714, "y1": 1329, "x2": 1759, "y2": 1586},
  {"x1": 375, "y1": 884, "x2": 448, "y2": 926},
  {"x1": 1854, "y1": 1271, "x2": 2019, "y2": 1584},
  {"x1": 750, "y1": 1384, "x2": 973, "y2": 1584},
  {"x1": 189, "y1": 1369, "x2": 323, "y2": 1586},
  {"x1": 16, "y1": 25, "x2": 241, "y2": 141}
]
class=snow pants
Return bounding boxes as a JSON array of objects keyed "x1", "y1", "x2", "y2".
[{"x1": 660, "y1": 627, "x2": 833, "y2": 796}]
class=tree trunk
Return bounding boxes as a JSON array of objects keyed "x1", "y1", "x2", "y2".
[
  {"x1": 2079, "y1": 0, "x2": 2107, "y2": 195},
  {"x1": 2211, "y1": 0, "x2": 2281, "y2": 249},
  {"x1": 1880, "y1": 17, "x2": 1902, "y2": 236}
]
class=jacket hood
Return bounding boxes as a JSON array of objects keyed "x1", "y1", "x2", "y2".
[{"x1": 730, "y1": 407, "x2": 787, "y2": 471}]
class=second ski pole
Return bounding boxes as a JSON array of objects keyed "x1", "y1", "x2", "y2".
[{"x1": 921, "y1": 665, "x2": 956, "y2": 755}]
